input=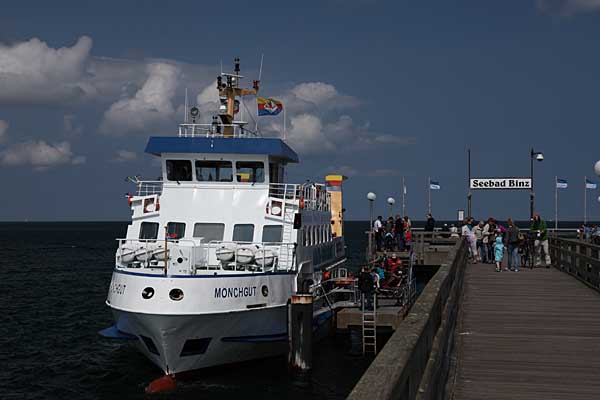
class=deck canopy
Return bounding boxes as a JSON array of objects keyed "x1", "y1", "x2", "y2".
[{"x1": 145, "y1": 137, "x2": 299, "y2": 163}]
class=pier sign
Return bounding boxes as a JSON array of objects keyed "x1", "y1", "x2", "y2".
[{"x1": 470, "y1": 178, "x2": 532, "y2": 190}]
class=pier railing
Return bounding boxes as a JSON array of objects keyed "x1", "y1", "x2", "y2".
[
  {"x1": 349, "y1": 238, "x2": 468, "y2": 400},
  {"x1": 550, "y1": 237, "x2": 600, "y2": 291}
]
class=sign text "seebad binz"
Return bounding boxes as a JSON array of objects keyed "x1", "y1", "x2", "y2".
[{"x1": 470, "y1": 178, "x2": 532, "y2": 190}]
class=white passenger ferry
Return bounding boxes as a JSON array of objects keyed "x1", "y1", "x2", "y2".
[{"x1": 101, "y1": 60, "x2": 347, "y2": 376}]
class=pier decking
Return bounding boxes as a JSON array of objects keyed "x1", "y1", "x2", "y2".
[
  {"x1": 349, "y1": 237, "x2": 600, "y2": 400},
  {"x1": 451, "y1": 263, "x2": 600, "y2": 400}
]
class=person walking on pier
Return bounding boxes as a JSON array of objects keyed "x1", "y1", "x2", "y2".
[
  {"x1": 474, "y1": 220, "x2": 487, "y2": 263},
  {"x1": 462, "y1": 218, "x2": 479, "y2": 262},
  {"x1": 394, "y1": 214, "x2": 405, "y2": 251},
  {"x1": 374, "y1": 216, "x2": 383, "y2": 252},
  {"x1": 424, "y1": 213, "x2": 435, "y2": 232},
  {"x1": 531, "y1": 214, "x2": 551, "y2": 268},
  {"x1": 358, "y1": 265, "x2": 375, "y2": 310},
  {"x1": 485, "y1": 218, "x2": 496, "y2": 264},
  {"x1": 506, "y1": 218, "x2": 520, "y2": 272},
  {"x1": 494, "y1": 235, "x2": 504, "y2": 272}
]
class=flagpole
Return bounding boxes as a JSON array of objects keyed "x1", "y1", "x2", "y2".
[
  {"x1": 428, "y1": 176, "x2": 431, "y2": 215},
  {"x1": 555, "y1": 176, "x2": 558, "y2": 237},
  {"x1": 283, "y1": 107, "x2": 286, "y2": 140},
  {"x1": 584, "y1": 176, "x2": 587, "y2": 225},
  {"x1": 402, "y1": 176, "x2": 406, "y2": 216}
]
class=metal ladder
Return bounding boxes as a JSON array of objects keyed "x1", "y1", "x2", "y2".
[
  {"x1": 278, "y1": 202, "x2": 295, "y2": 269},
  {"x1": 362, "y1": 292, "x2": 377, "y2": 355}
]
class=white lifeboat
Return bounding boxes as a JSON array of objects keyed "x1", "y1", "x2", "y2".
[
  {"x1": 254, "y1": 249, "x2": 276, "y2": 270},
  {"x1": 152, "y1": 244, "x2": 169, "y2": 261},
  {"x1": 134, "y1": 244, "x2": 155, "y2": 262},
  {"x1": 216, "y1": 243, "x2": 236, "y2": 262},
  {"x1": 236, "y1": 245, "x2": 256, "y2": 265},
  {"x1": 120, "y1": 244, "x2": 136, "y2": 263}
]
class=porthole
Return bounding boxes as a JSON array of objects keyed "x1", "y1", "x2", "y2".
[
  {"x1": 169, "y1": 288, "x2": 184, "y2": 301},
  {"x1": 261, "y1": 285, "x2": 269, "y2": 297},
  {"x1": 177, "y1": 257, "x2": 184, "y2": 264},
  {"x1": 142, "y1": 287, "x2": 155, "y2": 299}
]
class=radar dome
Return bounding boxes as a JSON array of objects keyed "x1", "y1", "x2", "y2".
[{"x1": 595, "y1": 160, "x2": 600, "y2": 177}]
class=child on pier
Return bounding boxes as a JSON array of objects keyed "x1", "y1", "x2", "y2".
[{"x1": 494, "y1": 236, "x2": 504, "y2": 272}]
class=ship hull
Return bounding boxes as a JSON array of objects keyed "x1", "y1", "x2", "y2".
[{"x1": 112, "y1": 305, "x2": 288, "y2": 374}]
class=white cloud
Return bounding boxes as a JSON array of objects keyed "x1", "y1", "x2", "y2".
[
  {"x1": 0, "y1": 36, "x2": 94, "y2": 104},
  {"x1": 100, "y1": 62, "x2": 180, "y2": 134},
  {"x1": 112, "y1": 149, "x2": 137, "y2": 162},
  {"x1": 0, "y1": 120, "x2": 8, "y2": 143},
  {"x1": 252, "y1": 82, "x2": 413, "y2": 156},
  {"x1": 536, "y1": 0, "x2": 600, "y2": 15},
  {"x1": 0, "y1": 140, "x2": 84, "y2": 169}
]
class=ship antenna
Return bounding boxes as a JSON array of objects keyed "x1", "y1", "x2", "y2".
[
  {"x1": 184, "y1": 88, "x2": 188, "y2": 123},
  {"x1": 258, "y1": 54, "x2": 264, "y2": 82}
]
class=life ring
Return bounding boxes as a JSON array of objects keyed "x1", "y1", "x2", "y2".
[{"x1": 127, "y1": 194, "x2": 133, "y2": 206}]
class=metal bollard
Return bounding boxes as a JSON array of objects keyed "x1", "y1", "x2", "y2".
[{"x1": 288, "y1": 294, "x2": 313, "y2": 370}]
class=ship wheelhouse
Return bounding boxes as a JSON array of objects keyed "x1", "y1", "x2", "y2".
[{"x1": 117, "y1": 132, "x2": 344, "y2": 277}]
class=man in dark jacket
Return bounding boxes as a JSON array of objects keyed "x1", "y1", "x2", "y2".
[
  {"x1": 424, "y1": 213, "x2": 435, "y2": 232},
  {"x1": 506, "y1": 218, "x2": 520, "y2": 271},
  {"x1": 358, "y1": 265, "x2": 375, "y2": 309},
  {"x1": 394, "y1": 214, "x2": 405, "y2": 251}
]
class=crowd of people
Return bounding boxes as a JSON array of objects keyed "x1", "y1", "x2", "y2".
[
  {"x1": 460, "y1": 214, "x2": 552, "y2": 271},
  {"x1": 357, "y1": 253, "x2": 409, "y2": 309},
  {"x1": 579, "y1": 224, "x2": 600, "y2": 244},
  {"x1": 371, "y1": 212, "x2": 554, "y2": 274},
  {"x1": 372, "y1": 214, "x2": 416, "y2": 252}
]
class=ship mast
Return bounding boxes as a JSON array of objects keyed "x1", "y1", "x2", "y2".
[{"x1": 217, "y1": 58, "x2": 260, "y2": 137}]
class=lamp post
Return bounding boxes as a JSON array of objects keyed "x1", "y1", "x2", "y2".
[
  {"x1": 530, "y1": 148, "x2": 544, "y2": 219},
  {"x1": 367, "y1": 192, "x2": 376, "y2": 260},
  {"x1": 387, "y1": 197, "x2": 395, "y2": 217}
]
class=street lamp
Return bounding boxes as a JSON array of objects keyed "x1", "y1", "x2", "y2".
[
  {"x1": 387, "y1": 197, "x2": 395, "y2": 217},
  {"x1": 367, "y1": 192, "x2": 377, "y2": 260},
  {"x1": 530, "y1": 148, "x2": 544, "y2": 219}
]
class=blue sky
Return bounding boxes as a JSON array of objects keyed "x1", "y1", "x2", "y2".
[{"x1": 1, "y1": 0, "x2": 600, "y2": 221}]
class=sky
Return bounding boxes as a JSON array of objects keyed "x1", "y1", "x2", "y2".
[{"x1": 1, "y1": 0, "x2": 600, "y2": 221}]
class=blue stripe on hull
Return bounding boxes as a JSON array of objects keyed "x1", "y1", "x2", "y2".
[{"x1": 98, "y1": 325, "x2": 137, "y2": 340}]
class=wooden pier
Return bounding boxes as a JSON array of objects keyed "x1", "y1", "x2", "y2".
[
  {"x1": 451, "y1": 263, "x2": 600, "y2": 400},
  {"x1": 348, "y1": 236, "x2": 600, "y2": 400}
]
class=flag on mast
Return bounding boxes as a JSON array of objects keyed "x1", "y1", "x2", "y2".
[
  {"x1": 257, "y1": 97, "x2": 283, "y2": 116},
  {"x1": 556, "y1": 178, "x2": 568, "y2": 189},
  {"x1": 586, "y1": 179, "x2": 597, "y2": 189}
]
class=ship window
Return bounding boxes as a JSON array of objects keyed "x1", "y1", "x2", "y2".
[
  {"x1": 166, "y1": 160, "x2": 193, "y2": 181},
  {"x1": 193, "y1": 223, "x2": 225, "y2": 242},
  {"x1": 262, "y1": 225, "x2": 283, "y2": 242},
  {"x1": 139, "y1": 222, "x2": 159, "y2": 240},
  {"x1": 167, "y1": 222, "x2": 186, "y2": 239},
  {"x1": 233, "y1": 224, "x2": 254, "y2": 242},
  {"x1": 195, "y1": 160, "x2": 233, "y2": 182},
  {"x1": 236, "y1": 162, "x2": 264, "y2": 183}
]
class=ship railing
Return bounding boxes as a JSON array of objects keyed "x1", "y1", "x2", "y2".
[
  {"x1": 268, "y1": 183, "x2": 331, "y2": 213},
  {"x1": 134, "y1": 181, "x2": 163, "y2": 196},
  {"x1": 115, "y1": 238, "x2": 296, "y2": 274},
  {"x1": 178, "y1": 123, "x2": 258, "y2": 138},
  {"x1": 115, "y1": 238, "x2": 196, "y2": 270},
  {"x1": 193, "y1": 240, "x2": 296, "y2": 273}
]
